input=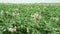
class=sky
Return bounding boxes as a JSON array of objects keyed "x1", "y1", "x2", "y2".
[{"x1": 0, "y1": 0, "x2": 60, "y2": 3}]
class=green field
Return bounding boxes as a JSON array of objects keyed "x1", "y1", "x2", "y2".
[{"x1": 0, "y1": 4, "x2": 60, "y2": 34}]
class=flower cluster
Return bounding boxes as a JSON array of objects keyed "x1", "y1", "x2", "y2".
[
  {"x1": 31, "y1": 13, "x2": 42, "y2": 19},
  {"x1": 52, "y1": 17, "x2": 59, "y2": 21},
  {"x1": 12, "y1": 11, "x2": 19, "y2": 17},
  {"x1": 8, "y1": 27, "x2": 16, "y2": 32}
]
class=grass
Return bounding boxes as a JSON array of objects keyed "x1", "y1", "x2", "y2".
[{"x1": 0, "y1": 4, "x2": 60, "y2": 34}]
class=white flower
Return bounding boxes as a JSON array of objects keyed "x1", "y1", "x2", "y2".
[
  {"x1": 8, "y1": 27, "x2": 16, "y2": 32},
  {"x1": 12, "y1": 12, "x2": 19, "y2": 16},
  {"x1": 31, "y1": 13, "x2": 42, "y2": 19},
  {"x1": 53, "y1": 28, "x2": 58, "y2": 30},
  {"x1": 52, "y1": 17, "x2": 59, "y2": 21}
]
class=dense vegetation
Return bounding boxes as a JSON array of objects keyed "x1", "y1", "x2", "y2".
[{"x1": 0, "y1": 4, "x2": 60, "y2": 34}]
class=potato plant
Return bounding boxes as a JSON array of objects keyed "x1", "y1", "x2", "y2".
[{"x1": 0, "y1": 4, "x2": 60, "y2": 34}]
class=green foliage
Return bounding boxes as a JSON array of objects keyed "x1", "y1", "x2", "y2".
[{"x1": 0, "y1": 4, "x2": 60, "y2": 34}]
